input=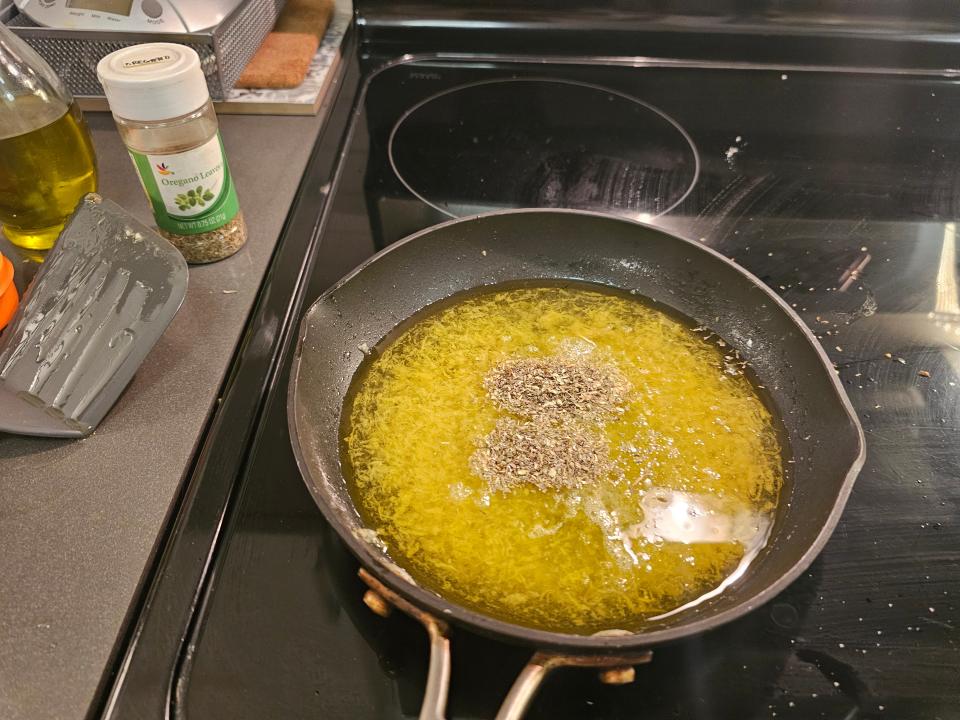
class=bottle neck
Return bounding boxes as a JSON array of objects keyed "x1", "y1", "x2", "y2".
[
  {"x1": 0, "y1": 24, "x2": 70, "y2": 98},
  {"x1": 0, "y1": 25, "x2": 72, "y2": 136}
]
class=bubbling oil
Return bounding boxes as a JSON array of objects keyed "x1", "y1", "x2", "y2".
[
  {"x1": 0, "y1": 97, "x2": 98, "y2": 250},
  {"x1": 343, "y1": 284, "x2": 786, "y2": 634}
]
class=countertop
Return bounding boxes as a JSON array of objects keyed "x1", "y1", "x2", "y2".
[{"x1": 0, "y1": 110, "x2": 328, "y2": 720}]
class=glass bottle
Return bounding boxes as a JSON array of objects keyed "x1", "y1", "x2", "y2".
[
  {"x1": 0, "y1": 24, "x2": 98, "y2": 251},
  {"x1": 97, "y1": 43, "x2": 246, "y2": 264}
]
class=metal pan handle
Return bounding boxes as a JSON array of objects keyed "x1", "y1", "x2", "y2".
[
  {"x1": 359, "y1": 569, "x2": 451, "y2": 720},
  {"x1": 494, "y1": 650, "x2": 652, "y2": 720},
  {"x1": 358, "y1": 569, "x2": 653, "y2": 720}
]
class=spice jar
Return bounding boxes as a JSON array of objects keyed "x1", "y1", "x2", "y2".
[{"x1": 97, "y1": 43, "x2": 246, "y2": 263}]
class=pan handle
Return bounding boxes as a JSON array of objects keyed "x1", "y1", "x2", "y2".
[
  {"x1": 493, "y1": 652, "x2": 555, "y2": 720},
  {"x1": 359, "y1": 569, "x2": 653, "y2": 720},
  {"x1": 359, "y1": 569, "x2": 452, "y2": 720},
  {"x1": 421, "y1": 615, "x2": 453, "y2": 720},
  {"x1": 494, "y1": 650, "x2": 653, "y2": 720}
]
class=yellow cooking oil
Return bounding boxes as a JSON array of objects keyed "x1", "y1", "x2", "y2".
[
  {"x1": 0, "y1": 97, "x2": 98, "y2": 250},
  {"x1": 342, "y1": 284, "x2": 786, "y2": 634}
]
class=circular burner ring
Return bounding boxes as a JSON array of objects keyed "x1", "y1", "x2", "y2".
[{"x1": 388, "y1": 77, "x2": 701, "y2": 221}]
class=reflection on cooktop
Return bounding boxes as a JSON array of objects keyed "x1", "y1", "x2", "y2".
[{"x1": 389, "y1": 78, "x2": 699, "y2": 220}]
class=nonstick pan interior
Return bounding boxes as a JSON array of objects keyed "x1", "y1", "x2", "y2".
[{"x1": 288, "y1": 209, "x2": 865, "y2": 652}]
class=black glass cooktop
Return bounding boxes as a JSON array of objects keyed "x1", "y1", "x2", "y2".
[{"x1": 175, "y1": 59, "x2": 960, "y2": 719}]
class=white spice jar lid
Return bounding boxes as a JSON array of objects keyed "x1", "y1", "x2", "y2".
[{"x1": 97, "y1": 43, "x2": 209, "y2": 122}]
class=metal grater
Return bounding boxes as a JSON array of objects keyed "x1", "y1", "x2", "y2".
[{"x1": 5, "y1": 0, "x2": 286, "y2": 100}]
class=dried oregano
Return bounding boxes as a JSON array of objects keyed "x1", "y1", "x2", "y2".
[{"x1": 471, "y1": 355, "x2": 630, "y2": 492}]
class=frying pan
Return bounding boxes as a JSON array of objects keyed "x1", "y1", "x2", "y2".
[{"x1": 288, "y1": 209, "x2": 865, "y2": 720}]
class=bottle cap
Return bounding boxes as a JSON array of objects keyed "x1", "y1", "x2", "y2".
[{"x1": 97, "y1": 43, "x2": 209, "y2": 122}]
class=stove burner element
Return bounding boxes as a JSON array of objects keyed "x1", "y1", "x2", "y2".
[{"x1": 389, "y1": 78, "x2": 700, "y2": 220}]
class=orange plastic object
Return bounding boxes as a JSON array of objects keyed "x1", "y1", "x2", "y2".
[
  {"x1": 0, "y1": 253, "x2": 13, "y2": 297},
  {"x1": 0, "y1": 282, "x2": 18, "y2": 330}
]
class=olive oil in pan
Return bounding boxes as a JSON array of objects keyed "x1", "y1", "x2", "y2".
[
  {"x1": 0, "y1": 97, "x2": 98, "y2": 250},
  {"x1": 342, "y1": 284, "x2": 786, "y2": 634}
]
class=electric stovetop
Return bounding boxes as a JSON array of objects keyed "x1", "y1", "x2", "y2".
[{"x1": 102, "y1": 26, "x2": 960, "y2": 720}]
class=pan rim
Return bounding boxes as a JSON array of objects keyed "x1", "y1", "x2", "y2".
[{"x1": 288, "y1": 207, "x2": 867, "y2": 651}]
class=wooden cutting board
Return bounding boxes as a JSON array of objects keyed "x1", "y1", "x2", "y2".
[{"x1": 235, "y1": 0, "x2": 335, "y2": 90}]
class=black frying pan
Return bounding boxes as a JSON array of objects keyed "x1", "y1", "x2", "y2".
[{"x1": 288, "y1": 209, "x2": 865, "y2": 720}]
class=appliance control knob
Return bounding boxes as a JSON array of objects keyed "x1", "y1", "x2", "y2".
[{"x1": 140, "y1": 0, "x2": 163, "y2": 18}]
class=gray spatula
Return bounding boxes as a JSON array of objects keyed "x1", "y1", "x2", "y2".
[{"x1": 0, "y1": 194, "x2": 188, "y2": 437}]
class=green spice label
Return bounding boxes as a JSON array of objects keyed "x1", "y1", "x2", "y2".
[{"x1": 129, "y1": 133, "x2": 239, "y2": 236}]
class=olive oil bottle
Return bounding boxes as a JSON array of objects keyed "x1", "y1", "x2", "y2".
[{"x1": 0, "y1": 26, "x2": 98, "y2": 251}]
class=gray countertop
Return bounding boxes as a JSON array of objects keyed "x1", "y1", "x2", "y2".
[{"x1": 0, "y1": 110, "x2": 327, "y2": 720}]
